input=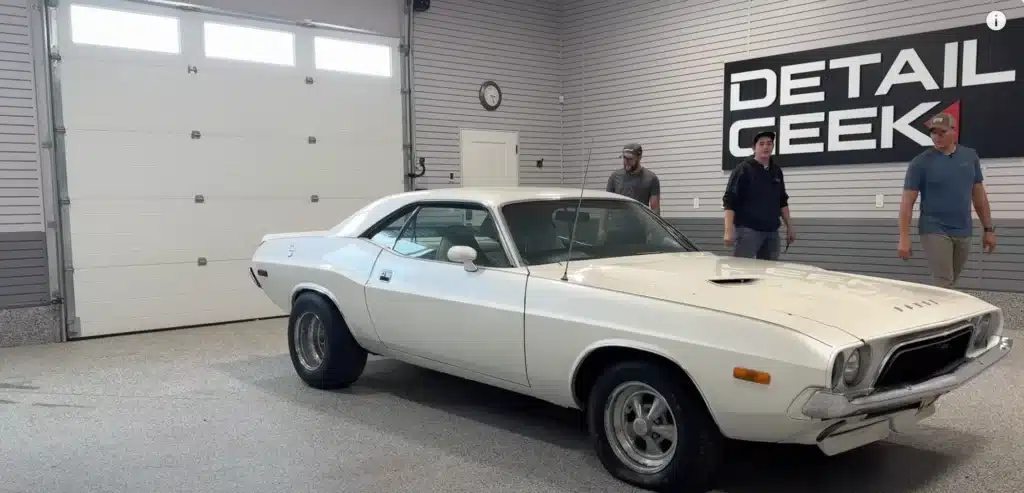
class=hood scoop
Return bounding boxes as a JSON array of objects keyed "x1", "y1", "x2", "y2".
[
  {"x1": 709, "y1": 277, "x2": 760, "y2": 286},
  {"x1": 893, "y1": 299, "x2": 941, "y2": 312}
]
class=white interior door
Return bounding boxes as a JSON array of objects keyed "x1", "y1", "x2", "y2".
[
  {"x1": 459, "y1": 129, "x2": 519, "y2": 187},
  {"x1": 55, "y1": 0, "x2": 404, "y2": 337}
]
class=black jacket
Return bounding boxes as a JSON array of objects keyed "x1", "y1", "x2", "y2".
[{"x1": 722, "y1": 157, "x2": 789, "y2": 232}]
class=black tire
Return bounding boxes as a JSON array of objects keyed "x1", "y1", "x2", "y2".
[
  {"x1": 586, "y1": 360, "x2": 724, "y2": 493},
  {"x1": 288, "y1": 292, "x2": 367, "y2": 390}
]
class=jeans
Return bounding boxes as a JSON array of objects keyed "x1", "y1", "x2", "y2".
[{"x1": 733, "y1": 227, "x2": 781, "y2": 261}]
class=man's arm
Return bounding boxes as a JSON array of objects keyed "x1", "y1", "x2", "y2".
[
  {"x1": 971, "y1": 157, "x2": 993, "y2": 229},
  {"x1": 722, "y1": 165, "x2": 746, "y2": 232},
  {"x1": 778, "y1": 168, "x2": 792, "y2": 232},
  {"x1": 899, "y1": 158, "x2": 924, "y2": 239},
  {"x1": 606, "y1": 173, "x2": 616, "y2": 193},
  {"x1": 648, "y1": 174, "x2": 661, "y2": 215}
]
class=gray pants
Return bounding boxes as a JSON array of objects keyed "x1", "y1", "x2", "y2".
[
  {"x1": 733, "y1": 227, "x2": 781, "y2": 261},
  {"x1": 921, "y1": 233, "x2": 971, "y2": 288}
]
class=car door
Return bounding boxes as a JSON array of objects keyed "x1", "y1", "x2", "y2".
[{"x1": 363, "y1": 201, "x2": 530, "y2": 387}]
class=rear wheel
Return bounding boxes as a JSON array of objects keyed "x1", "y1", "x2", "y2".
[
  {"x1": 288, "y1": 292, "x2": 367, "y2": 389},
  {"x1": 586, "y1": 361, "x2": 724, "y2": 493}
]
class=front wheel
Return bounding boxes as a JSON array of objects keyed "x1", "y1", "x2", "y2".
[
  {"x1": 586, "y1": 361, "x2": 724, "y2": 493},
  {"x1": 288, "y1": 292, "x2": 367, "y2": 389}
]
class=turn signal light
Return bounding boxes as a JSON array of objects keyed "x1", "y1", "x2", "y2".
[{"x1": 733, "y1": 367, "x2": 771, "y2": 385}]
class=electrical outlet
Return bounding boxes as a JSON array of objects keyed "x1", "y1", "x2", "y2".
[
  {"x1": 693, "y1": 197, "x2": 700, "y2": 208},
  {"x1": 875, "y1": 194, "x2": 884, "y2": 208}
]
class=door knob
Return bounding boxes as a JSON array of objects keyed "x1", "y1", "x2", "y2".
[{"x1": 379, "y1": 269, "x2": 393, "y2": 282}]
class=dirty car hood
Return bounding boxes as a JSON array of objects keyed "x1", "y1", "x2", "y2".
[{"x1": 528, "y1": 252, "x2": 995, "y2": 342}]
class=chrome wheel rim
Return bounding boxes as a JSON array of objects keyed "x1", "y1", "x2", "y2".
[
  {"x1": 603, "y1": 381, "x2": 679, "y2": 475},
  {"x1": 294, "y1": 312, "x2": 327, "y2": 372}
]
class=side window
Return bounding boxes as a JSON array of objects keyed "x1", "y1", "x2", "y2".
[
  {"x1": 394, "y1": 204, "x2": 512, "y2": 268},
  {"x1": 368, "y1": 208, "x2": 415, "y2": 250}
]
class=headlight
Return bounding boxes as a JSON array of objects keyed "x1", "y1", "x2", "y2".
[
  {"x1": 971, "y1": 313, "x2": 995, "y2": 350},
  {"x1": 831, "y1": 346, "x2": 870, "y2": 388},
  {"x1": 842, "y1": 351, "x2": 861, "y2": 384}
]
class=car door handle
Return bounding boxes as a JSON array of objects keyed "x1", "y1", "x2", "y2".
[{"x1": 379, "y1": 269, "x2": 392, "y2": 282}]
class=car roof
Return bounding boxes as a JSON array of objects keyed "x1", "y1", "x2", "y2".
[
  {"x1": 394, "y1": 186, "x2": 629, "y2": 205},
  {"x1": 331, "y1": 186, "x2": 634, "y2": 237}
]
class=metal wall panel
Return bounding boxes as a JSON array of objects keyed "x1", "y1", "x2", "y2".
[
  {"x1": 0, "y1": 0, "x2": 48, "y2": 309},
  {"x1": 411, "y1": 0, "x2": 564, "y2": 189},
  {"x1": 561, "y1": 0, "x2": 1024, "y2": 292},
  {"x1": 670, "y1": 218, "x2": 1024, "y2": 293}
]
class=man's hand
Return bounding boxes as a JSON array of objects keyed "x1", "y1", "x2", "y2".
[
  {"x1": 786, "y1": 228, "x2": 796, "y2": 246},
  {"x1": 724, "y1": 227, "x2": 736, "y2": 247},
  {"x1": 898, "y1": 236, "x2": 913, "y2": 260},
  {"x1": 983, "y1": 231, "x2": 997, "y2": 253}
]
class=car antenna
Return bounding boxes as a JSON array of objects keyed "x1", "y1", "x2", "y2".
[{"x1": 561, "y1": 144, "x2": 594, "y2": 282}]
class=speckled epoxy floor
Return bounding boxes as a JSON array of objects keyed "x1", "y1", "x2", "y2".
[{"x1": 0, "y1": 319, "x2": 1021, "y2": 493}]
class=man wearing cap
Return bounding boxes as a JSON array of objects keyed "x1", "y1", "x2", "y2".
[
  {"x1": 606, "y1": 143, "x2": 661, "y2": 215},
  {"x1": 898, "y1": 112, "x2": 996, "y2": 289},
  {"x1": 721, "y1": 130, "x2": 795, "y2": 260}
]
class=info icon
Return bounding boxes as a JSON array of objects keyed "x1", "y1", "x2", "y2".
[{"x1": 986, "y1": 10, "x2": 1006, "y2": 31}]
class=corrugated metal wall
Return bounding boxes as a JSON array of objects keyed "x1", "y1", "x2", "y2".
[
  {"x1": 561, "y1": 0, "x2": 1024, "y2": 292},
  {"x1": 411, "y1": 0, "x2": 564, "y2": 188},
  {"x1": 0, "y1": 0, "x2": 48, "y2": 309}
]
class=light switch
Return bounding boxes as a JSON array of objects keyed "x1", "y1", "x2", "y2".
[
  {"x1": 693, "y1": 197, "x2": 700, "y2": 209},
  {"x1": 875, "y1": 194, "x2": 884, "y2": 208}
]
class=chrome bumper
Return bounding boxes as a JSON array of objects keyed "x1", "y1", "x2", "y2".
[{"x1": 802, "y1": 336, "x2": 1013, "y2": 420}]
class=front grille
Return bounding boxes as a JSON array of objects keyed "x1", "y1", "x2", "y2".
[{"x1": 874, "y1": 326, "x2": 973, "y2": 390}]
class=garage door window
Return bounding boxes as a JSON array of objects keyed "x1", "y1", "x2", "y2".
[
  {"x1": 203, "y1": 21, "x2": 295, "y2": 66},
  {"x1": 314, "y1": 36, "x2": 391, "y2": 77},
  {"x1": 69, "y1": 4, "x2": 181, "y2": 54}
]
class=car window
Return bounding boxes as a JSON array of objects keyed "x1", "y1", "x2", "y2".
[
  {"x1": 392, "y1": 204, "x2": 513, "y2": 268},
  {"x1": 500, "y1": 199, "x2": 698, "y2": 266},
  {"x1": 368, "y1": 208, "x2": 416, "y2": 250}
]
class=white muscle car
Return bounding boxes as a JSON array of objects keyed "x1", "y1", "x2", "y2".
[{"x1": 250, "y1": 187, "x2": 1013, "y2": 493}]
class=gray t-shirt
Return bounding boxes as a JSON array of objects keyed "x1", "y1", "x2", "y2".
[
  {"x1": 606, "y1": 167, "x2": 660, "y2": 206},
  {"x1": 903, "y1": 145, "x2": 983, "y2": 237}
]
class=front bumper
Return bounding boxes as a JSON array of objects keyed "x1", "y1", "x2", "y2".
[{"x1": 801, "y1": 336, "x2": 1013, "y2": 420}]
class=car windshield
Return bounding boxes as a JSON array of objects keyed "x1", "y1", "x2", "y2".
[{"x1": 500, "y1": 198, "x2": 700, "y2": 266}]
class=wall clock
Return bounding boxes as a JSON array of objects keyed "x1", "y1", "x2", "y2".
[{"x1": 479, "y1": 80, "x2": 502, "y2": 111}]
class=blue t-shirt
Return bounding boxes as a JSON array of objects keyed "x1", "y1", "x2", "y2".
[{"x1": 902, "y1": 145, "x2": 983, "y2": 237}]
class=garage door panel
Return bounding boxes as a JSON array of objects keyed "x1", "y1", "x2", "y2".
[
  {"x1": 63, "y1": 130, "x2": 192, "y2": 199},
  {"x1": 60, "y1": 59, "x2": 192, "y2": 132},
  {"x1": 73, "y1": 260, "x2": 284, "y2": 337},
  {"x1": 63, "y1": 130, "x2": 402, "y2": 199},
  {"x1": 188, "y1": 66, "x2": 314, "y2": 136},
  {"x1": 306, "y1": 80, "x2": 402, "y2": 133},
  {"x1": 68, "y1": 198, "x2": 367, "y2": 268}
]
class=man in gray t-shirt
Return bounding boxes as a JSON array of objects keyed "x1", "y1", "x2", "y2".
[
  {"x1": 606, "y1": 143, "x2": 661, "y2": 215},
  {"x1": 898, "y1": 112, "x2": 997, "y2": 288}
]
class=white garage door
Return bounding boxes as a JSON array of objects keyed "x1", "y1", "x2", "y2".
[{"x1": 53, "y1": 0, "x2": 405, "y2": 337}]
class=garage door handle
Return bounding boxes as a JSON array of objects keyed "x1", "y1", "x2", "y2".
[{"x1": 379, "y1": 270, "x2": 392, "y2": 282}]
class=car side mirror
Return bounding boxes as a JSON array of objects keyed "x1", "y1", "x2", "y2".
[{"x1": 447, "y1": 245, "x2": 479, "y2": 272}]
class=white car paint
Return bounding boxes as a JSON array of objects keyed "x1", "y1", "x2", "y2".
[{"x1": 250, "y1": 186, "x2": 1013, "y2": 454}]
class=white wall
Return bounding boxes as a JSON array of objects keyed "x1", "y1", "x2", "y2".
[{"x1": 411, "y1": 0, "x2": 564, "y2": 188}]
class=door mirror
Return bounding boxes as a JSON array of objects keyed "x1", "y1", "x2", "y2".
[{"x1": 447, "y1": 245, "x2": 479, "y2": 272}]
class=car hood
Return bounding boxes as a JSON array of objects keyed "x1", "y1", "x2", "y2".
[{"x1": 528, "y1": 252, "x2": 994, "y2": 343}]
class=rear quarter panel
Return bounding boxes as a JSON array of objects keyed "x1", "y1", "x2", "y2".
[
  {"x1": 251, "y1": 236, "x2": 385, "y2": 348},
  {"x1": 524, "y1": 277, "x2": 836, "y2": 441}
]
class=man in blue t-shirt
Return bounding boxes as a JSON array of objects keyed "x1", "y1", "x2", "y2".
[{"x1": 897, "y1": 112, "x2": 997, "y2": 288}]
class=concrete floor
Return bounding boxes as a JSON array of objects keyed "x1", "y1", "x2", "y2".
[{"x1": 0, "y1": 320, "x2": 1021, "y2": 493}]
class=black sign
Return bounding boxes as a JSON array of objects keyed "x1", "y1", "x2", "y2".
[{"x1": 721, "y1": 19, "x2": 1024, "y2": 170}]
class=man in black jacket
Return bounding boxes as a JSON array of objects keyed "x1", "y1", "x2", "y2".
[{"x1": 721, "y1": 131, "x2": 795, "y2": 260}]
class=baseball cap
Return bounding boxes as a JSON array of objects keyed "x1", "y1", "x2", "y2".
[
  {"x1": 928, "y1": 112, "x2": 956, "y2": 131},
  {"x1": 622, "y1": 143, "x2": 643, "y2": 158},
  {"x1": 752, "y1": 130, "x2": 776, "y2": 145}
]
